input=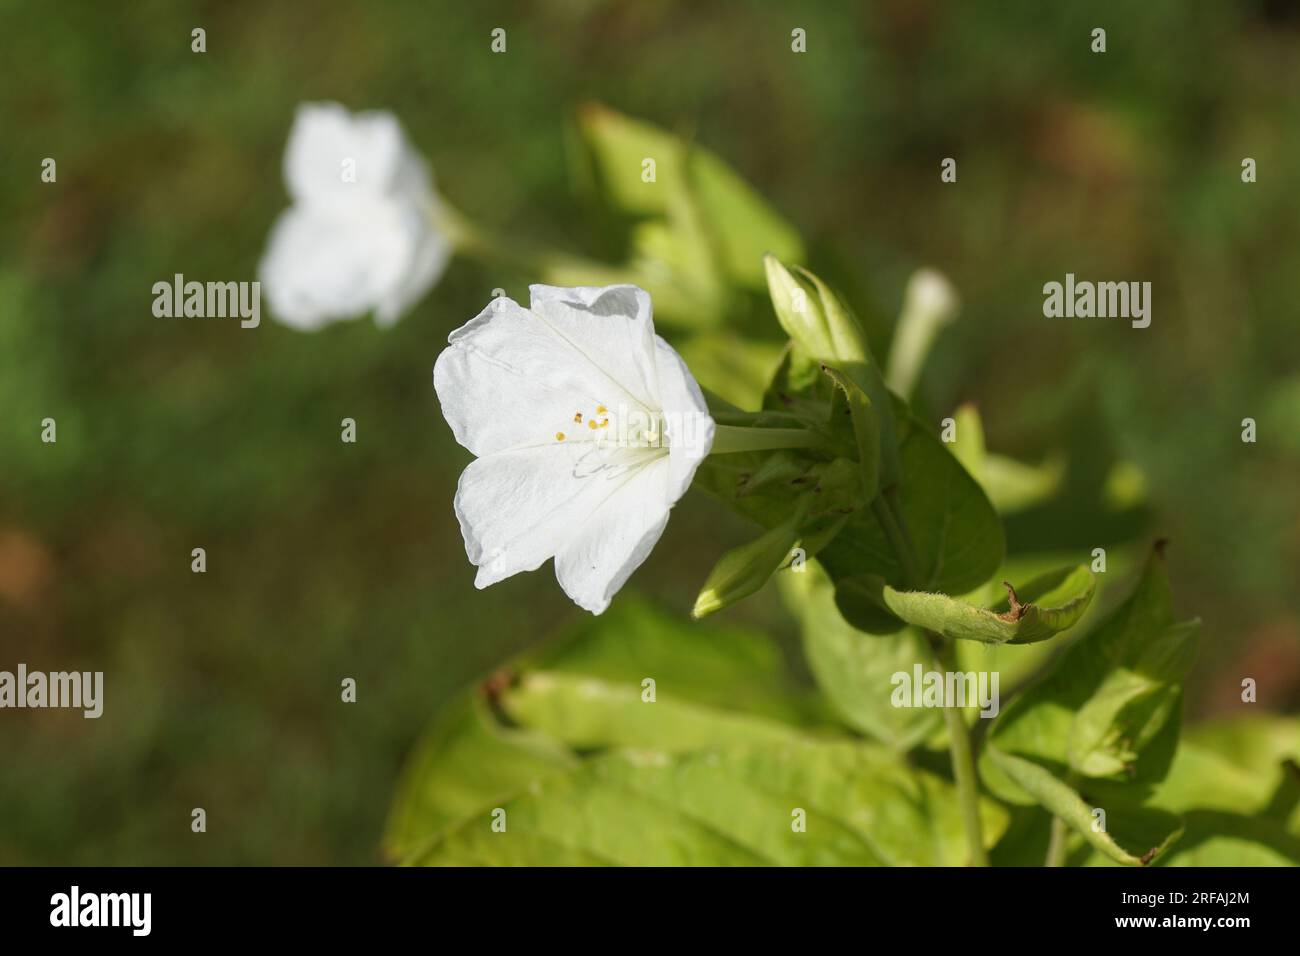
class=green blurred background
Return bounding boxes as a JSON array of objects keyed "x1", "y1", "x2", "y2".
[{"x1": 2, "y1": 0, "x2": 1298, "y2": 864}]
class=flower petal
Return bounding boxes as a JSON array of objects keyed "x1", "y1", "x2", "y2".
[
  {"x1": 527, "y1": 284, "x2": 661, "y2": 414},
  {"x1": 435, "y1": 296, "x2": 643, "y2": 457},
  {"x1": 259, "y1": 202, "x2": 419, "y2": 330},
  {"x1": 554, "y1": 454, "x2": 674, "y2": 614},
  {"x1": 454, "y1": 442, "x2": 655, "y2": 590},
  {"x1": 284, "y1": 102, "x2": 411, "y2": 206},
  {"x1": 653, "y1": 336, "x2": 715, "y2": 499},
  {"x1": 374, "y1": 204, "x2": 451, "y2": 326}
]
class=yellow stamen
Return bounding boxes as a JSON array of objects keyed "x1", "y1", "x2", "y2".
[
  {"x1": 555, "y1": 431, "x2": 565, "y2": 441},
  {"x1": 588, "y1": 420, "x2": 598, "y2": 430},
  {"x1": 574, "y1": 412, "x2": 583, "y2": 423},
  {"x1": 596, "y1": 405, "x2": 607, "y2": 415},
  {"x1": 599, "y1": 419, "x2": 609, "y2": 428}
]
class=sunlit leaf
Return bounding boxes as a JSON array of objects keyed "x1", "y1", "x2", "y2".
[
  {"x1": 383, "y1": 695, "x2": 575, "y2": 861},
  {"x1": 780, "y1": 565, "x2": 941, "y2": 750},
  {"x1": 984, "y1": 547, "x2": 1199, "y2": 800},
  {"x1": 529, "y1": 594, "x2": 826, "y2": 727},
  {"x1": 407, "y1": 738, "x2": 1007, "y2": 866},
  {"x1": 573, "y1": 103, "x2": 803, "y2": 289},
  {"x1": 988, "y1": 746, "x2": 1182, "y2": 866},
  {"x1": 879, "y1": 564, "x2": 1095, "y2": 646},
  {"x1": 950, "y1": 404, "x2": 1065, "y2": 515},
  {"x1": 676, "y1": 331, "x2": 784, "y2": 409},
  {"x1": 501, "y1": 671, "x2": 806, "y2": 752}
]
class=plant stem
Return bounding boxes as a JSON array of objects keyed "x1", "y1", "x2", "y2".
[
  {"x1": 1045, "y1": 813, "x2": 1068, "y2": 867},
  {"x1": 875, "y1": 491, "x2": 988, "y2": 866},
  {"x1": 1043, "y1": 770, "x2": 1080, "y2": 866},
  {"x1": 708, "y1": 424, "x2": 827, "y2": 455},
  {"x1": 935, "y1": 638, "x2": 990, "y2": 867}
]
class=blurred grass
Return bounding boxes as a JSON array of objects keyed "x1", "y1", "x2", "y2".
[{"x1": 1, "y1": 0, "x2": 1298, "y2": 863}]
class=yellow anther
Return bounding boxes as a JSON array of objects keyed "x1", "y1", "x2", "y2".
[
  {"x1": 555, "y1": 431, "x2": 565, "y2": 441},
  {"x1": 588, "y1": 419, "x2": 598, "y2": 430},
  {"x1": 596, "y1": 405, "x2": 607, "y2": 415},
  {"x1": 574, "y1": 412, "x2": 583, "y2": 423},
  {"x1": 599, "y1": 419, "x2": 609, "y2": 428}
]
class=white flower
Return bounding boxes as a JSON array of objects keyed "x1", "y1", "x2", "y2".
[
  {"x1": 259, "y1": 102, "x2": 450, "y2": 330},
  {"x1": 433, "y1": 285, "x2": 715, "y2": 614}
]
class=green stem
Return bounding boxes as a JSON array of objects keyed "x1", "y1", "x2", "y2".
[
  {"x1": 1045, "y1": 813, "x2": 1068, "y2": 867},
  {"x1": 875, "y1": 491, "x2": 988, "y2": 866},
  {"x1": 1044, "y1": 770, "x2": 1079, "y2": 866},
  {"x1": 708, "y1": 424, "x2": 827, "y2": 455},
  {"x1": 935, "y1": 639, "x2": 990, "y2": 867}
]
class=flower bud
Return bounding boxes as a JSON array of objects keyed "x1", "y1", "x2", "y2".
[
  {"x1": 884, "y1": 268, "x2": 959, "y2": 399},
  {"x1": 763, "y1": 254, "x2": 869, "y2": 365},
  {"x1": 737, "y1": 451, "x2": 807, "y2": 497},
  {"x1": 764, "y1": 255, "x2": 901, "y2": 493},
  {"x1": 693, "y1": 499, "x2": 812, "y2": 618}
]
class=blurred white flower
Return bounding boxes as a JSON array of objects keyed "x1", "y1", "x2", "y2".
[
  {"x1": 259, "y1": 102, "x2": 450, "y2": 330},
  {"x1": 433, "y1": 285, "x2": 715, "y2": 614}
]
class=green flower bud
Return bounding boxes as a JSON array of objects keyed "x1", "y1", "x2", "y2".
[
  {"x1": 884, "y1": 268, "x2": 959, "y2": 399},
  {"x1": 693, "y1": 499, "x2": 812, "y2": 618},
  {"x1": 737, "y1": 451, "x2": 808, "y2": 497},
  {"x1": 763, "y1": 254, "x2": 869, "y2": 366},
  {"x1": 764, "y1": 254, "x2": 902, "y2": 494}
]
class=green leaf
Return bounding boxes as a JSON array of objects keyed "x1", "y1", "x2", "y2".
[
  {"x1": 978, "y1": 549, "x2": 1201, "y2": 864},
  {"x1": 676, "y1": 331, "x2": 784, "y2": 410},
  {"x1": 1179, "y1": 715, "x2": 1300, "y2": 811},
  {"x1": 537, "y1": 218, "x2": 729, "y2": 329},
  {"x1": 529, "y1": 595, "x2": 826, "y2": 727},
  {"x1": 984, "y1": 547, "x2": 1199, "y2": 799},
  {"x1": 952, "y1": 550, "x2": 1129, "y2": 700},
  {"x1": 1084, "y1": 715, "x2": 1300, "y2": 865},
  {"x1": 698, "y1": 403, "x2": 1005, "y2": 634},
  {"x1": 501, "y1": 671, "x2": 806, "y2": 752},
  {"x1": 1149, "y1": 732, "x2": 1296, "y2": 819},
  {"x1": 879, "y1": 564, "x2": 1096, "y2": 646},
  {"x1": 950, "y1": 404, "x2": 1065, "y2": 515},
  {"x1": 391, "y1": 595, "x2": 1008, "y2": 866},
  {"x1": 1135, "y1": 814, "x2": 1300, "y2": 866},
  {"x1": 1076, "y1": 740, "x2": 1300, "y2": 866},
  {"x1": 821, "y1": 364, "x2": 880, "y2": 502},
  {"x1": 830, "y1": 572, "x2": 907, "y2": 635},
  {"x1": 981, "y1": 452, "x2": 1067, "y2": 514},
  {"x1": 818, "y1": 405, "x2": 1005, "y2": 606},
  {"x1": 383, "y1": 695, "x2": 575, "y2": 861},
  {"x1": 780, "y1": 565, "x2": 941, "y2": 750},
  {"x1": 988, "y1": 746, "x2": 1183, "y2": 866},
  {"x1": 955, "y1": 544, "x2": 1148, "y2": 682},
  {"x1": 406, "y1": 740, "x2": 1008, "y2": 866},
  {"x1": 574, "y1": 103, "x2": 803, "y2": 289},
  {"x1": 1066, "y1": 621, "x2": 1199, "y2": 776}
]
